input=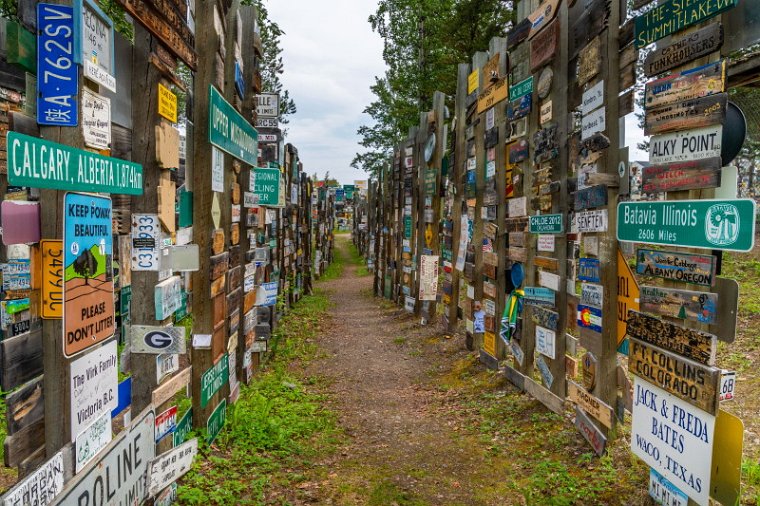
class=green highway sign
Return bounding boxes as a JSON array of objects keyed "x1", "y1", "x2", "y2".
[
  {"x1": 173, "y1": 408, "x2": 193, "y2": 446},
  {"x1": 617, "y1": 199, "x2": 756, "y2": 252},
  {"x1": 200, "y1": 353, "x2": 229, "y2": 408},
  {"x1": 251, "y1": 167, "x2": 282, "y2": 207},
  {"x1": 7, "y1": 131, "x2": 143, "y2": 194},
  {"x1": 509, "y1": 76, "x2": 533, "y2": 102},
  {"x1": 529, "y1": 214, "x2": 563, "y2": 234},
  {"x1": 206, "y1": 399, "x2": 227, "y2": 444},
  {"x1": 208, "y1": 85, "x2": 258, "y2": 166}
]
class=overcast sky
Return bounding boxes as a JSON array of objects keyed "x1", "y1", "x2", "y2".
[{"x1": 266, "y1": 0, "x2": 385, "y2": 185}]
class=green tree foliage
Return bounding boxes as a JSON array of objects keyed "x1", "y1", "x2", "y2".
[{"x1": 353, "y1": 0, "x2": 514, "y2": 177}]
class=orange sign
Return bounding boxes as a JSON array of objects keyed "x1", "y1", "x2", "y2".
[
  {"x1": 41, "y1": 240, "x2": 63, "y2": 319},
  {"x1": 617, "y1": 248, "x2": 639, "y2": 354}
]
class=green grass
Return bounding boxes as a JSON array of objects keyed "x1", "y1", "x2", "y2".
[
  {"x1": 743, "y1": 459, "x2": 760, "y2": 506},
  {"x1": 368, "y1": 480, "x2": 426, "y2": 506},
  {"x1": 722, "y1": 253, "x2": 760, "y2": 315}
]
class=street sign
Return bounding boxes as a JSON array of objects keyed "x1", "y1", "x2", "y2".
[
  {"x1": 617, "y1": 199, "x2": 756, "y2": 252},
  {"x1": 200, "y1": 353, "x2": 229, "y2": 408},
  {"x1": 635, "y1": 0, "x2": 737, "y2": 48},
  {"x1": 256, "y1": 93, "x2": 280, "y2": 117},
  {"x1": 207, "y1": 399, "x2": 227, "y2": 444},
  {"x1": 7, "y1": 132, "x2": 143, "y2": 194},
  {"x1": 251, "y1": 168, "x2": 282, "y2": 207},
  {"x1": 131, "y1": 325, "x2": 187, "y2": 354},
  {"x1": 568, "y1": 381, "x2": 613, "y2": 428},
  {"x1": 208, "y1": 85, "x2": 258, "y2": 166},
  {"x1": 37, "y1": 3, "x2": 78, "y2": 127},
  {"x1": 529, "y1": 214, "x2": 563, "y2": 233}
]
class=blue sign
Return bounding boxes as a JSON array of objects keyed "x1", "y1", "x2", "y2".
[
  {"x1": 111, "y1": 377, "x2": 131, "y2": 418},
  {"x1": 577, "y1": 304, "x2": 603, "y2": 333},
  {"x1": 259, "y1": 281, "x2": 278, "y2": 307},
  {"x1": 37, "y1": 4, "x2": 78, "y2": 126},
  {"x1": 524, "y1": 286, "x2": 555, "y2": 306},
  {"x1": 234, "y1": 61, "x2": 245, "y2": 100},
  {"x1": 578, "y1": 258, "x2": 601, "y2": 282}
]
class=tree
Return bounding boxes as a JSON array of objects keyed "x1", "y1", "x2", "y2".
[
  {"x1": 353, "y1": 0, "x2": 514, "y2": 177},
  {"x1": 73, "y1": 249, "x2": 99, "y2": 286}
]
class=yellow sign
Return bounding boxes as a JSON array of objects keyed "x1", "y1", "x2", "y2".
[
  {"x1": 483, "y1": 331, "x2": 497, "y2": 358},
  {"x1": 40, "y1": 240, "x2": 63, "y2": 319},
  {"x1": 617, "y1": 248, "x2": 639, "y2": 353},
  {"x1": 710, "y1": 409, "x2": 743, "y2": 506},
  {"x1": 467, "y1": 69, "x2": 479, "y2": 94},
  {"x1": 158, "y1": 83, "x2": 178, "y2": 123},
  {"x1": 477, "y1": 78, "x2": 508, "y2": 114}
]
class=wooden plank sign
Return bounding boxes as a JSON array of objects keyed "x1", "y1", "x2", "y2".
[
  {"x1": 574, "y1": 185, "x2": 607, "y2": 211},
  {"x1": 644, "y1": 60, "x2": 726, "y2": 110},
  {"x1": 577, "y1": 37, "x2": 601, "y2": 86},
  {"x1": 529, "y1": 305, "x2": 559, "y2": 331},
  {"x1": 629, "y1": 338, "x2": 720, "y2": 414},
  {"x1": 644, "y1": 23, "x2": 723, "y2": 77},
  {"x1": 636, "y1": 248, "x2": 716, "y2": 287},
  {"x1": 477, "y1": 77, "x2": 507, "y2": 114},
  {"x1": 641, "y1": 157, "x2": 722, "y2": 194},
  {"x1": 640, "y1": 285, "x2": 718, "y2": 325},
  {"x1": 530, "y1": 19, "x2": 558, "y2": 72},
  {"x1": 1, "y1": 329, "x2": 43, "y2": 391},
  {"x1": 644, "y1": 93, "x2": 727, "y2": 136},
  {"x1": 575, "y1": 406, "x2": 607, "y2": 456},
  {"x1": 6, "y1": 377, "x2": 44, "y2": 435},
  {"x1": 634, "y1": 0, "x2": 737, "y2": 48},
  {"x1": 626, "y1": 310, "x2": 716, "y2": 365},
  {"x1": 568, "y1": 380, "x2": 614, "y2": 428},
  {"x1": 527, "y1": 0, "x2": 560, "y2": 39},
  {"x1": 41, "y1": 239, "x2": 64, "y2": 319}
]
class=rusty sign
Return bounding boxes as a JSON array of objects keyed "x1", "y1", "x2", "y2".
[
  {"x1": 641, "y1": 157, "x2": 722, "y2": 194},
  {"x1": 644, "y1": 23, "x2": 723, "y2": 78},
  {"x1": 626, "y1": 310, "x2": 716, "y2": 366},
  {"x1": 644, "y1": 60, "x2": 726, "y2": 109},
  {"x1": 644, "y1": 93, "x2": 727, "y2": 136},
  {"x1": 530, "y1": 19, "x2": 559, "y2": 72}
]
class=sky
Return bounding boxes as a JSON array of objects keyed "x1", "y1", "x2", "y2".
[{"x1": 266, "y1": 0, "x2": 385, "y2": 185}]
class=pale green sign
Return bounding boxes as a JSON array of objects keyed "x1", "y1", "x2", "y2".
[
  {"x1": 529, "y1": 214, "x2": 563, "y2": 234},
  {"x1": 6, "y1": 131, "x2": 143, "y2": 194},
  {"x1": 617, "y1": 199, "x2": 756, "y2": 252},
  {"x1": 208, "y1": 85, "x2": 258, "y2": 166},
  {"x1": 509, "y1": 76, "x2": 533, "y2": 101},
  {"x1": 251, "y1": 167, "x2": 282, "y2": 207}
]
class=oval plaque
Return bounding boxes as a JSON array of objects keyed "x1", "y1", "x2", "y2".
[{"x1": 537, "y1": 67, "x2": 553, "y2": 99}]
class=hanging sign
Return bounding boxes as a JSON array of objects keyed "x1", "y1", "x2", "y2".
[
  {"x1": 631, "y1": 377, "x2": 715, "y2": 505},
  {"x1": 41, "y1": 240, "x2": 64, "y2": 319},
  {"x1": 529, "y1": 214, "x2": 563, "y2": 234},
  {"x1": 208, "y1": 85, "x2": 258, "y2": 166},
  {"x1": 63, "y1": 193, "x2": 115, "y2": 357},
  {"x1": 81, "y1": 88, "x2": 111, "y2": 150},
  {"x1": 634, "y1": 0, "x2": 738, "y2": 48},
  {"x1": 37, "y1": 3, "x2": 78, "y2": 127},
  {"x1": 75, "y1": 0, "x2": 115, "y2": 91},
  {"x1": 636, "y1": 248, "x2": 716, "y2": 287},
  {"x1": 69, "y1": 339, "x2": 118, "y2": 440},
  {"x1": 649, "y1": 125, "x2": 722, "y2": 164},
  {"x1": 644, "y1": 61, "x2": 726, "y2": 109},
  {"x1": 617, "y1": 199, "x2": 756, "y2": 252},
  {"x1": 643, "y1": 23, "x2": 723, "y2": 78},
  {"x1": 640, "y1": 285, "x2": 718, "y2": 325},
  {"x1": 625, "y1": 310, "x2": 716, "y2": 366},
  {"x1": 7, "y1": 132, "x2": 143, "y2": 194},
  {"x1": 158, "y1": 83, "x2": 178, "y2": 123},
  {"x1": 641, "y1": 158, "x2": 722, "y2": 194}
]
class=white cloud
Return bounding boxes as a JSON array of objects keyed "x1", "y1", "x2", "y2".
[{"x1": 265, "y1": 0, "x2": 385, "y2": 184}]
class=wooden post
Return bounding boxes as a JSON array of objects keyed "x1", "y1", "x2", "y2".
[{"x1": 471, "y1": 51, "x2": 487, "y2": 351}]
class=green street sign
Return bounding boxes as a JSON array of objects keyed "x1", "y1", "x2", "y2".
[
  {"x1": 208, "y1": 85, "x2": 258, "y2": 166},
  {"x1": 173, "y1": 408, "x2": 193, "y2": 446},
  {"x1": 7, "y1": 131, "x2": 143, "y2": 194},
  {"x1": 251, "y1": 167, "x2": 282, "y2": 207},
  {"x1": 509, "y1": 76, "x2": 533, "y2": 101},
  {"x1": 634, "y1": 0, "x2": 738, "y2": 48},
  {"x1": 206, "y1": 399, "x2": 227, "y2": 444},
  {"x1": 617, "y1": 199, "x2": 756, "y2": 252},
  {"x1": 529, "y1": 214, "x2": 563, "y2": 234},
  {"x1": 200, "y1": 353, "x2": 229, "y2": 408}
]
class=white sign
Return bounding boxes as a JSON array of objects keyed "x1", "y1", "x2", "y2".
[
  {"x1": 211, "y1": 147, "x2": 224, "y2": 193},
  {"x1": 575, "y1": 209, "x2": 608, "y2": 233},
  {"x1": 255, "y1": 117, "x2": 278, "y2": 128},
  {"x1": 419, "y1": 255, "x2": 439, "y2": 301},
  {"x1": 485, "y1": 107, "x2": 495, "y2": 130},
  {"x1": 131, "y1": 325, "x2": 187, "y2": 354},
  {"x1": 81, "y1": 3, "x2": 114, "y2": 91},
  {"x1": 259, "y1": 133, "x2": 278, "y2": 143},
  {"x1": 132, "y1": 214, "x2": 160, "y2": 271},
  {"x1": 649, "y1": 468, "x2": 688, "y2": 506},
  {"x1": 1, "y1": 451, "x2": 65, "y2": 506},
  {"x1": 537, "y1": 234, "x2": 555, "y2": 252},
  {"x1": 148, "y1": 439, "x2": 198, "y2": 497},
  {"x1": 255, "y1": 93, "x2": 280, "y2": 117},
  {"x1": 53, "y1": 408, "x2": 155, "y2": 506},
  {"x1": 540, "y1": 100, "x2": 553, "y2": 125},
  {"x1": 155, "y1": 276, "x2": 182, "y2": 320},
  {"x1": 581, "y1": 80, "x2": 604, "y2": 116},
  {"x1": 582, "y1": 106, "x2": 606, "y2": 140},
  {"x1": 539, "y1": 271, "x2": 560, "y2": 292},
  {"x1": 75, "y1": 411, "x2": 112, "y2": 473},
  {"x1": 154, "y1": 483, "x2": 177, "y2": 506},
  {"x1": 508, "y1": 196, "x2": 528, "y2": 217},
  {"x1": 580, "y1": 282, "x2": 603, "y2": 307},
  {"x1": 255, "y1": 282, "x2": 278, "y2": 307},
  {"x1": 70, "y1": 339, "x2": 118, "y2": 441},
  {"x1": 243, "y1": 191, "x2": 256, "y2": 208},
  {"x1": 231, "y1": 204, "x2": 241, "y2": 223},
  {"x1": 649, "y1": 125, "x2": 723, "y2": 164},
  {"x1": 156, "y1": 353, "x2": 179, "y2": 383},
  {"x1": 719, "y1": 370, "x2": 736, "y2": 402},
  {"x1": 404, "y1": 296, "x2": 415, "y2": 313},
  {"x1": 631, "y1": 377, "x2": 715, "y2": 506},
  {"x1": 535, "y1": 325, "x2": 556, "y2": 359},
  {"x1": 84, "y1": 60, "x2": 116, "y2": 93},
  {"x1": 82, "y1": 88, "x2": 111, "y2": 150}
]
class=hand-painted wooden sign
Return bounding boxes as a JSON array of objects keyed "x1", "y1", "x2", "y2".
[
  {"x1": 577, "y1": 36, "x2": 601, "y2": 86},
  {"x1": 507, "y1": 18, "x2": 531, "y2": 48},
  {"x1": 640, "y1": 285, "x2": 718, "y2": 325},
  {"x1": 617, "y1": 199, "x2": 756, "y2": 252},
  {"x1": 634, "y1": 0, "x2": 738, "y2": 48},
  {"x1": 649, "y1": 125, "x2": 722, "y2": 164},
  {"x1": 629, "y1": 338, "x2": 720, "y2": 415},
  {"x1": 575, "y1": 406, "x2": 607, "y2": 456},
  {"x1": 525, "y1": 287, "x2": 555, "y2": 307},
  {"x1": 636, "y1": 248, "x2": 716, "y2": 287},
  {"x1": 529, "y1": 214, "x2": 563, "y2": 234},
  {"x1": 644, "y1": 60, "x2": 726, "y2": 109},
  {"x1": 63, "y1": 194, "x2": 115, "y2": 358},
  {"x1": 535, "y1": 354, "x2": 554, "y2": 388},
  {"x1": 568, "y1": 381, "x2": 613, "y2": 428},
  {"x1": 476, "y1": 78, "x2": 507, "y2": 114},
  {"x1": 644, "y1": 93, "x2": 727, "y2": 136},
  {"x1": 530, "y1": 18, "x2": 558, "y2": 72},
  {"x1": 529, "y1": 305, "x2": 558, "y2": 331},
  {"x1": 574, "y1": 185, "x2": 607, "y2": 211},
  {"x1": 625, "y1": 310, "x2": 716, "y2": 365},
  {"x1": 641, "y1": 157, "x2": 722, "y2": 194},
  {"x1": 482, "y1": 53, "x2": 501, "y2": 88},
  {"x1": 575, "y1": 209, "x2": 608, "y2": 233},
  {"x1": 577, "y1": 304, "x2": 602, "y2": 333},
  {"x1": 535, "y1": 256, "x2": 559, "y2": 272},
  {"x1": 578, "y1": 258, "x2": 600, "y2": 282},
  {"x1": 527, "y1": 0, "x2": 560, "y2": 39},
  {"x1": 643, "y1": 23, "x2": 723, "y2": 77}
]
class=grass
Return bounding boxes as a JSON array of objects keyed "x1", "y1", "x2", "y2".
[{"x1": 743, "y1": 459, "x2": 760, "y2": 505}]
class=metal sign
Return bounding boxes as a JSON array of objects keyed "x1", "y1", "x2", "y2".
[
  {"x1": 575, "y1": 209, "x2": 608, "y2": 233},
  {"x1": 173, "y1": 408, "x2": 192, "y2": 446},
  {"x1": 529, "y1": 214, "x2": 563, "y2": 234},
  {"x1": 200, "y1": 353, "x2": 229, "y2": 408},
  {"x1": 131, "y1": 325, "x2": 187, "y2": 354},
  {"x1": 63, "y1": 193, "x2": 115, "y2": 357},
  {"x1": 75, "y1": 0, "x2": 115, "y2": 91},
  {"x1": 7, "y1": 132, "x2": 143, "y2": 193},
  {"x1": 582, "y1": 106, "x2": 606, "y2": 140},
  {"x1": 649, "y1": 125, "x2": 722, "y2": 164},
  {"x1": 578, "y1": 258, "x2": 600, "y2": 282},
  {"x1": 626, "y1": 310, "x2": 716, "y2": 366},
  {"x1": 206, "y1": 399, "x2": 227, "y2": 444},
  {"x1": 649, "y1": 468, "x2": 688, "y2": 506},
  {"x1": 148, "y1": 439, "x2": 198, "y2": 497},
  {"x1": 155, "y1": 405, "x2": 177, "y2": 442},
  {"x1": 37, "y1": 3, "x2": 78, "y2": 127},
  {"x1": 75, "y1": 411, "x2": 112, "y2": 473},
  {"x1": 69, "y1": 339, "x2": 118, "y2": 440},
  {"x1": 158, "y1": 83, "x2": 178, "y2": 123},
  {"x1": 509, "y1": 76, "x2": 533, "y2": 101},
  {"x1": 631, "y1": 377, "x2": 715, "y2": 505},
  {"x1": 41, "y1": 240, "x2": 64, "y2": 319},
  {"x1": 524, "y1": 286, "x2": 555, "y2": 307},
  {"x1": 644, "y1": 23, "x2": 723, "y2": 77},
  {"x1": 156, "y1": 353, "x2": 179, "y2": 383},
  {"x1": 131, "y1": 214, "x2": 160, "y2": 271},
  {"x1": 81, "y1": 88, "x2": 111, "y2": 150},
  {"x1": 580, "y1": 283, "x2": 603, "y2": 308},
  {"x1": 255, "y1": 117, "x2": 278, "y2": 129},
  {"x1": 577, "y1": 304, "x2": 602, "y2": 333},
  {"x1": 635, "y1": 0, "x2": 738, "y2": 48},
  {"x1": 155, "y1": 276, "x2": 182, "y2": 320},
  {"x1": 251, "y1": 168, "x2": 282, "y2": 207},
  {"x1": 580, "y1": 80, "x2": 604, "y2": 116},
  {"x1": 52, "y1": 407, "x2": 155, "y2": 506},
  {"x1": 618, "y1": 249, "x2": 640, "y2": 354},
  {"x1": 535, "y1": 325, "x2": 556, "y2": 359},
  {"x1": 256, "y1": 93, "x2": 280, "y2": 117},
  {"x1": 208, "y1": 85, "x2": 258, "y2": 165},
  {"x1": 1, "y1": 450, "x2": 65, "y2": 506},
  {"x1": 617, "y1": 199, "x2": 756, "y2": 252}
]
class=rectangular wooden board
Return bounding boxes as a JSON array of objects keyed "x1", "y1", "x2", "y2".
[
  {"x1": 6, "y1": 376, "x2": 43, "y2": 435},
  {"x1": 575, "y1": 406, "x2": 607, "y2": 456},
  {"x1": 645, "y1": 61, "x2": 725, "y2": 110},
  {"x1": 644, "y1": 93, "x2": 727, "y2": 136},
  {"x1": 529, "y1": 305, "x2": 559, "y2": 331},
  {"x1": 636, "y1": 248, "x2": 716, "y2": 287},
  {"x1": 567, "y1": 380, "x2": 614, "y2": 428},
  {"x1": 644, "y1": 23, "x2": 723, "y2": 78},
  {"x1": 640, "y1": 285, "x2": 718, "y2": 325},
  {"x1": 626, "y1": 310, "x2": 716, "y2": 366},
  {"x1": 641, "y1": 157, "x2": 722, "y2": 193},
  {"x1": 530, "y1": 19, "x2": 559, "y2": 72},
  {"x1": 534, "y1": 256, "x2": 559, "y2": 272},
  {"x1": 4, "y1": 418, "x2": 44, "y2": 467},
  {"x1": 0, "y1": 329, "x2": 42, "y2": 391},
  {"x1": 574, "y1": 185, "x2": 608, "y2": 211}
]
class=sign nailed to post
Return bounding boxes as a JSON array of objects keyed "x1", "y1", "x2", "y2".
[
  {"x1": 41, "y1": 239, "x2": 64, "y2": 319},
  {"x1": 63, "y1": 193, "x2": 115, "y2": 357},
  {"x1": 250, "y1": 168, "x2": 283, "y2": 207},
  {"x1": 158, "y1": 83, "x2": 178, "y2": 123},
  {"x1": 131, "y1": 325, "x2": 187, "y2": 354},
  {"x1": 634, "y1": 0, "x2": 738, "y2": 48},
  {"x1": 256, "y1": 93, "x2": 280, "y2": 117},
  {"x1": 69, "y1": 339, "x2": 118, "y2": 440},
  {"x1": 37, "y1": 3, "x2": 78, "y2": 127},
  {"x1": 208, "y1": 85, "x2": 258, "y2": 166}
]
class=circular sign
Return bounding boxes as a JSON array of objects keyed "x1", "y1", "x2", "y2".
[
  {"x1": 424, "y1": 133, "x2": 436, "y2": 164},
  {"x1": 721, "y1": 101, "x2": 747, "y2": 166},
  {"x1": 510, "y1": 262, "x2": 525, "y2": 288},
  {"x1": 537, "y1": 67, "x2": 553, "y2": 99},
  {"x1": 582, "y1": 351, "x2": 597, "y2": 391},
  {"x1": 144, "y1": 330, "x2": 173, "y2": 350}
]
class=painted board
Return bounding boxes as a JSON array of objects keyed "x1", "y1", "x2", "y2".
[
  {"x1": 644, "y1": 23, "x2": 723, "y2": 77},
  {"x1": 568, "y1": 381, "x2": 614, "y2": 428},
  {"x1": 147, "y1": 438, "x2": 198, "y2": 497},
  {"x1": 575, "y1": 406, "x2": 607, "y2": 456},
  {"x1": 644, "y1": 61, "x2": 725, "y2": 109},
  {"x1": 641, "y1": 158, "x2": 722, "y2": 194},
  {"x1": 625, "y1": 310, "x2": 716, "y2": 366},
  {"x1": 649, "y1": 125, "x2": 722, "y2": 164},
  {"x1": 644, "y1": 93, "x2": 727, "y2": 136},
  {"x1": 131, "y1": 325, "x2": 187, "y2": 354},
  {"x1": 640, "y1": 285, "x2": 718, "y2": 325}
]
